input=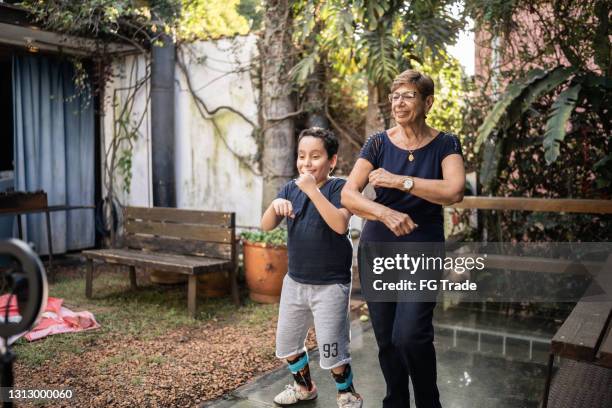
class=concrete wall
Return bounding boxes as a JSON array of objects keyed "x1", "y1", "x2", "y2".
[
  {"x1": 102, "y1": 35, "x2": 262, "y2": 227},
  {"x1": 102, "y1": 54, "x2": 153, "y2": 207},
  {"x1": 175, "y1": 36, "x2": 261, "y2": 227}
]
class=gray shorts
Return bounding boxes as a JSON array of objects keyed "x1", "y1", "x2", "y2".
[{"x1": 275, "y1": 274, "x2": 352, "y2": 369}]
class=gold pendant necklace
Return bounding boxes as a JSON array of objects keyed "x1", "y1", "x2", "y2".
[{"x1": 407, "y1": 137, "x2": 425, "y2": 162}]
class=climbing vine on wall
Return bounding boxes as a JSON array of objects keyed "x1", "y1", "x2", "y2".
[{"x1": 20, "y1": 0, "x2": 261, "y2": 245}]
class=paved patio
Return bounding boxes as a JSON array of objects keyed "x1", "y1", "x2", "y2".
[{"x1": 204, "y1": 306, "x2": 554, "y2": 407}]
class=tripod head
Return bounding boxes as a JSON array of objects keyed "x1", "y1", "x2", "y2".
[
  {"x1": 0, "y1": 239, "x2": 48, "y2": 341},
  {"x1": 0, "y1": 239, "x2": 48, "y2": 408}
]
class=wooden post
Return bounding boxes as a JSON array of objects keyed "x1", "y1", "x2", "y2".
[
  {"x1": 129, "y1": 265, "x2": 137, "y2": 290},
  {"x1": 230, "y1": 213, "x2": 240, "y2": 306},
  {"x1": 541, "y1": 353, "x2": 555, "y2": 408},
  {"x1": 188, "y1": 275, "x2": 197, "y2": 318},
  {"x1": 231, "y1": 264, "x2": 240, "y2": 306},
  {"x1": 85, "y1": 259, "x2": 94, "y2": 298},
  {"x1": 45, "y1": 210, "x2": 54, "y2": 277},
  {"x1": 16, "y1": 214, "x2": 23, "y2": 239}
]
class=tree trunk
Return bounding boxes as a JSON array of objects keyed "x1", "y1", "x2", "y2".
[
  {"x1": 261, "y1": 0, "x2": 296, "y2": 210},
  {"x1": 377, "y1": 82, "x2": 392, "y2": 129},
  {"x1": 365, "y1": 82, "x2": 385, "y2": 137},
  {"x1": 305, "y1": 59, "x2": 328, "y2": 128},
  {"x1": 305, "y1": 21, "x2": 327, "y2": 129}
]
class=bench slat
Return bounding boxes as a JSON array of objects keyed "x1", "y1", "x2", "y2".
[
  {"x1": 125, "y1": 219, "x2": 232, "y2": 244},
  {"x1": 82, "y1": 249, "x2": 231, "y2": 275},
  {"x1": 125, "y1": 234, "x2": 232, "y2": 260},
  {"x1": 125, "y1": 206, "x2": 233, "y2": 227},
  {"x1": 551, "y1": 301, "x2": 612, "y2": 361},
  {"x1": 546, "y1": 360, "x2": 612, "y2": 407},
  {"x1": 596, "y1": 323, "x2": 612, "y2": 367}
]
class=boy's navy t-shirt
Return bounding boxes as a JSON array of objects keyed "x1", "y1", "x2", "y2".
[{"x1": 276, "y1": 177, "x2": 352, "y2": 285}]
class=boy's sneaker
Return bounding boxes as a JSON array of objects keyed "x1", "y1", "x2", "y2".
[
  {"x1": 273, "y1": 382, "x2": 318, "y2": 406},
  {"x1": 337, "y1": 391, "x2": 363, "y2": 408}
]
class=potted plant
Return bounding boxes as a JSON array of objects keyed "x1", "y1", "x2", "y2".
[{"x1": 241, "y1": 228, "x2": 288, "y2": 303}]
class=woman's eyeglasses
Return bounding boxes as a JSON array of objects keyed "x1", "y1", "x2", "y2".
[{"x1": 388, "y1": 91, "x2": 418, "y2": 103}]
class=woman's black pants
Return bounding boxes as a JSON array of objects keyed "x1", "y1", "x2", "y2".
[{"x1": 366, "y1": 300, "x2": 442, "y2": 408}]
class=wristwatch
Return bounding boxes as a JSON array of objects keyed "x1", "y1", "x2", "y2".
[{"x1": 402, "y1": 177, "x2": 414, "y2": 192}]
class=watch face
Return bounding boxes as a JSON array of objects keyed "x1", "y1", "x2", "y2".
[{"x1": 404, "y1": 178, "x2": 413, "y2": 190}]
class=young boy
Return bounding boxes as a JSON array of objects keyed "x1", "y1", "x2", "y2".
[{"x1": 261, "y1": 128, "x2": 363, "y2": 408}]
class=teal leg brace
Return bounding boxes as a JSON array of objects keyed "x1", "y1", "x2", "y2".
[
  {"x1": 287, "y1": 352, "x2": 312, "y2": 390},
  {"x1": 332, "y1": 364, "x2": 356, "y2": 393}
]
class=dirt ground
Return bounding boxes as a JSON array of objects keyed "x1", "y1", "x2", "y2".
[{"x1": 11, "y1": 262, "x2": 319, "y2": 407}]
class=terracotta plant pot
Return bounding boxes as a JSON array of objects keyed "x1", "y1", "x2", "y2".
[{"x1": 243, "y1": 240, "x2": 288, "y2": 303}]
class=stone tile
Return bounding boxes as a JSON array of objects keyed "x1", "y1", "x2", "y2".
[{"x1": 206, "y1": 307, "x2": 551, "y2": 407}]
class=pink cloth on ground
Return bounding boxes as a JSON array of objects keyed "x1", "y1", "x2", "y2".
[{"x1": 0, "y1": 295, "x2": 100, "y2": 341}]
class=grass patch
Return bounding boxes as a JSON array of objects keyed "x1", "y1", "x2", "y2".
[
  {"x1": 13, "y1": 267, "x2": 280, "y2": 368},
  {"x1": 234, "y1": 301, "x2": 279, "y2": 327},
  {"x1": 131, "y1": 376, "x2": 143, "y2": 386}
]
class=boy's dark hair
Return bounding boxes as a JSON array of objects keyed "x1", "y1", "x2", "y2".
[{"x1": 297, "y1": 127, "x2": 339, "y2": 158}]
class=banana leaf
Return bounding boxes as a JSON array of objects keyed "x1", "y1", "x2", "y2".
[
  {"x1": 475, "y1": 68, "x2": 549, "y2": 153},
  {"x1": 543, "y1": 84, "x2": 582, "y2": 164},
  {"x1": 505, "y1": 66, "x2": 576, "y2": 125}
]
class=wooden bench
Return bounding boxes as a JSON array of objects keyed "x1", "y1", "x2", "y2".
[
  {"x1": 541, "y1": 301, "x2": 612, "y2": 407},
  {"x1": 82, "y1": 206, "x2": 239, "y2": 317}
]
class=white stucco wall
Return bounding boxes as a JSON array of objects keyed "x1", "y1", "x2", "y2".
[
  {"x1": 102, "y1": 54, "x2": 153, "y2": 207},
  {"x1": 102, "y1": 35, "x2": 262, "y2": 227},
  {"x1": 175, "y1": 35, "x2": 261, "y2": 227}
]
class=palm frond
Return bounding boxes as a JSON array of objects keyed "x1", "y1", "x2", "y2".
[
  {"x1": 475, "y1": 68, "x2": 549, "y2": 153},
  {"x1": 543, "y1": 84, "x2": 582, "y2": 164},
  {"x1": 365, "y1": 0, "x2": 389, "y2": 30},
  {"x1": 506, "y1": 66, "x2": 576, "y2": 124},
  {"x1": 320, "y1": 2, "x2": 354, "y2": 50},
  {"x1": 360, "y1": 25, "x2": 398, "y2": 85},
  {"x1": 479, "y1": 134, "x2": 503, "y2": 192},
  {"x1": 289, "y1": 51, "x2": 318, "y2": 86}
]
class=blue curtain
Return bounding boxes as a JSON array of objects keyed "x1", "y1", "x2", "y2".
[{"x1": 12, "y1": 54, "x2": 95, "y2": 255}]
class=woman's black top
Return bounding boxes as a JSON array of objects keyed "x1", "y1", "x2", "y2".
[{"x1": 359, "y1": 130, "x2": 463, "y2": 243}]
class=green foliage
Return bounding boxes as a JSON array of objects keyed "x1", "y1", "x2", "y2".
[
  {"x1": 593, "y1": 154, "x2": 612, "y2": 189},
  {"x1": 478, "y1": 133, "x2": 502, "y2": 191},
  {"x1": 117, "y1": 149, "x2": 133, "y2": 194},
  {"x1": 290, "y1": 0, "x2": 463, "y2": 89},
  {"x1": 21, "y1": 0, "x2": 251, "y2": 43},
  {"x1": 236, "y1": 0, "x2": 264, "y2": 31},
  {"x1": 464, "y1": 0, "x2": 517, "y2": 36},
  {"x1": 178, "y1": 0, "x2": 250, "y2": 41},
  {"x1": 593, "y1": 0, "x2": 610, "y2": 75},
  {"x1": 286, "y1": 0, "x2": 467, "y2": 157},
  {"x1": 412, "y1": 52, "x2": 467, "y2": 134},
  {"x1": 289, "y1": 51, "x2": 319, "y2": 85},
  {"x1": 20, "y1": 0, "x2": 178, "y2": 39},
  {"x1": 475, "y1": 69, "x2": 549, "y2": 153},
  {"x1": 466, "y1": 0, "x2": 611, "y2": 213},
  {"x1": 543, "y1": 84, "x2": 581, "y2": 164},
  {"x1": 240, "y1": 228, "x2": 287, "y2": 246},
  {"x1": 474, "y1": 64, "x2": 610, "y2": 175},
  {"x1": 505, "y1": 67, "x2": 577, "y2": 125},
  {"x1": 358, "y1": 25, "x2": 401, "y2": 86}
]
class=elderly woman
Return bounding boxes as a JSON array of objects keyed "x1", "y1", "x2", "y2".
[{"x1": 341, "y1": 69, "x2": 465, "y2": 407}]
